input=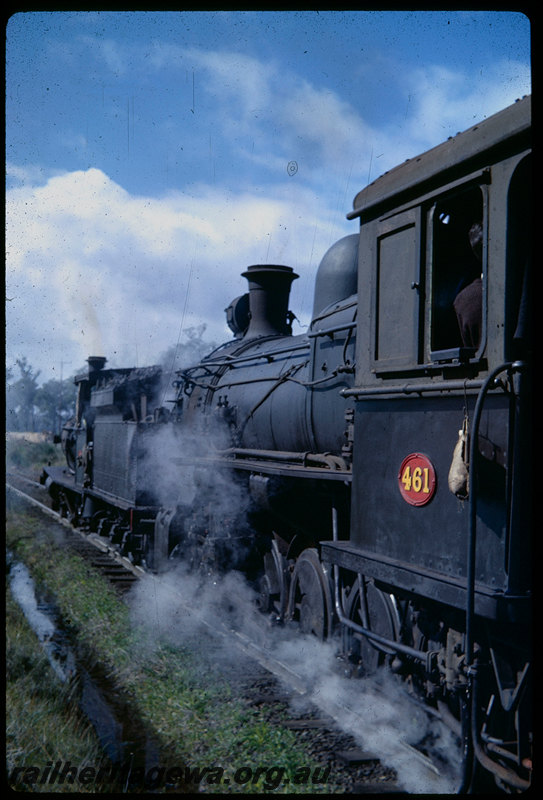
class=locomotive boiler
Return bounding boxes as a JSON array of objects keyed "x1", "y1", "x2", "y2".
[{"x1": 42, "y1": 95, "x2": 531, "y2": 792}]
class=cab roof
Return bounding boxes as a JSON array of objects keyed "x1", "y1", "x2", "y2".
[{"x1": 348, "y1": 95, "x2": 531, "y2": 222}]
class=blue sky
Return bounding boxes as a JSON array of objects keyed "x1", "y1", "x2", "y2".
[{"x1": 6, "y1": 10, "x2": 531, "y2": 383}]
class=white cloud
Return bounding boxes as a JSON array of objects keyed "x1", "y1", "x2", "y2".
[
  {"x1": 281, "y1": 80, "x2": 374, "y2": 162},
  {"x1": 166, "y1": 45, "x2": 527, "y2": 196},
  {"x1": 6, "y1": 38, "x2": 531, "y2": 384},
  {"x1": 6, "y1": 167, "x2": 350, "y2": 381},
  {"x1": 398, "y1": 61, "x2": 531, "y2": 154},
  {"x1": 158, "y1": 45, "x2": 373, "y2": 186},
  {"x1": 78, "y1": 34, "x2": 128, "y2": 76},
  {"x1": 186, "y1": 47, "x2": 273, "y2": 117}
]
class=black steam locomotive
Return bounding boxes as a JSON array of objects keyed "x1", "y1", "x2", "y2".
[{"x1": 42, "y1": 95, "x2": 531, "y2": 791}]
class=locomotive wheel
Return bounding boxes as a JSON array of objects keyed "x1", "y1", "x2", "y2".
[
  {"x1": 289, "y1": 548, "x2": 333, "y2": 640},
  {"x1": 256, "y1": 540, "x2": 288, "y2": 621},
  {"x1": 342, "y1": 577, "x2": 400, "y2": 675}
]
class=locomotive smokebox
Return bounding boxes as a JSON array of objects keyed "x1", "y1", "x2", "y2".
[
  {"x1": 241, "y1": 264, "x2": 298, "y2": 338},
  {"x1": 87, "y1": 356, "x2": 107, "y2": 374}
]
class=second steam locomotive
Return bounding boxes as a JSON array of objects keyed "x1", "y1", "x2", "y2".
[{"x1": 43, "y1": 96, "x2": 532, "y2": 792}]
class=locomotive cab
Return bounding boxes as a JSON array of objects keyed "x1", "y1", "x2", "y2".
[
  {"x1": 330, "y1": 96, "x2": 532, "y2": 608},
  {"x1": 321, "y1": 95, "x2": 532, "y2": 791}
]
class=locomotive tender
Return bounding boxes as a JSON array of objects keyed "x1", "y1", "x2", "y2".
[{"x1": 43, "y1": 96, "x2": 531, "y2": 791}]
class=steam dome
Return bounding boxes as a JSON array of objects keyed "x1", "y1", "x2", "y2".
[{"x1": 312, "y1": 234, "x2": 359, "y2": 318}]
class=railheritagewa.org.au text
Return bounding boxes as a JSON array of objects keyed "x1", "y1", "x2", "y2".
[{"x1": 9, "y1": 761, "x2": 332, "y2": 790}]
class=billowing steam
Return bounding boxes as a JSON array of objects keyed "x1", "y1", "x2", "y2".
[
  {"x1": 129, "y1": 354, "x2": 462, "y2": 793},
  {"x1": 80, "y1": 296, "x2": 105, "y2": 359},
  {"x1": 129, "y1": 560, "x2": 462, "y2": 793},
  {"x1": 139, "y1": 413, "x2": 245, "y2": 512},
  {"x1": 140, "y1": 423, "x2": 199, "y2": 509}
]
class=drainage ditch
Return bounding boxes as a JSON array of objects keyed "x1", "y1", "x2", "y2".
[{"x1": 7, "y1": 553, "x2": 189, "y2": 793}]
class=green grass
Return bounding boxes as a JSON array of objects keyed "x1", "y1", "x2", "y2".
[
  {"x1": 6, "y1": 508, "x2": 339, "y2": 793},
  {"x1": 6, "y1": 583, "x2": 111, "y2": 792},
  {"x1": 6, "y1": 435, "x2": 64, "y2": 472}
]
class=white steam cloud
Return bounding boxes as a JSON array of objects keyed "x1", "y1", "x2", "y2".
[
  {"x1": 128, "y1": 401, "x2": 463, "y2": 792},
  {"x1": 129, "y1": 558, "x2": 462, "y2": 793}
]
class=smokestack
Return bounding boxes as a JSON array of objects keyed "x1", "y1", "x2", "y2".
[
  {"x1": 87, "y1": 356, "x2": 107, "y2": 374},
  {"x1": 241, "y1": 265, "x2": 298, "y2": 338}
]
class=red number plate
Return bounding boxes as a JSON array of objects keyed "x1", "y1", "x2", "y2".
[{"x1": 398, "y1": 453, "x2": 436, "y2": 506}]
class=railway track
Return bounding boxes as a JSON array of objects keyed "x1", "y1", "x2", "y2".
[
  {"x1": 7, "y1": 475, "x2": 461, "y2": 793},
  {"x1": 6, "y1": 473, "x2": 143, "y2": 591}
]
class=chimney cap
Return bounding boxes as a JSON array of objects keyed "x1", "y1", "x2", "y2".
[
  {"x1": 242, "y1": 264, "x2": 299, "y2": 281},
  {"x1": 87, "y1": 356, "x2": 107, "y2": 372}
]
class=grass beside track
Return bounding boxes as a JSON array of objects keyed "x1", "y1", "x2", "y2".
[
  {"x1": 6, "y1": 582, "x2": 111, "y2": 793},
  {"x1": 6, "y1": 434, "x2": 64, "y2": 472},
  {"x1": 6, "y1": 497, "x2": 336, "y2": 794}
]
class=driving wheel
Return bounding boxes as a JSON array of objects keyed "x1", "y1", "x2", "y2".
[{"x1": 289, "y1": 548, "x2": 333, "y2": 640}]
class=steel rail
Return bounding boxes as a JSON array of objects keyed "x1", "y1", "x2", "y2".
[{"x1": 6, "y1": 482, "x2": 145, "y2": 579}]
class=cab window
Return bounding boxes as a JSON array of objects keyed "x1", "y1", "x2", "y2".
[{"x1": 430, "y1": 186, "x2": 485, "y2": 361}]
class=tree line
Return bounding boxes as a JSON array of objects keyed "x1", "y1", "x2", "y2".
[{"x1": 5, "y1": 357, "x2": 80, "y2": 435}]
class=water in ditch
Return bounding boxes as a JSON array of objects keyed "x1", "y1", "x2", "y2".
[{"x1": 6, "y1": 553, "x2": 183, "y2": 792}]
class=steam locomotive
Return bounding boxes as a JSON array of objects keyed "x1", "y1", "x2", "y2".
[{"x1": 42, "y1": 95, "x2": 531, "y2": 791}]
